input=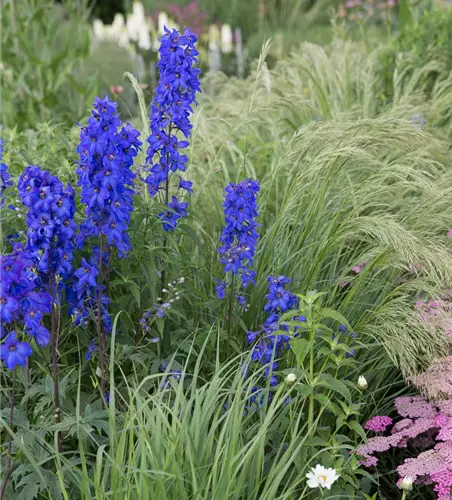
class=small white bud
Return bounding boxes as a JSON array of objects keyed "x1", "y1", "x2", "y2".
[
  {"x1": 357, "y1": 376, "x2": 368, "y2": 390},
  {"x1": 285, "y1": 373, "x2": 297, "y2": 385},
  {"x1": 162, "y1": 288, "x2": 168, "y2": 293},
  {"x1": 178, "y1": 277, "x2": 185, "y2": 283},
  {"x1": 400, "y1": 477, "x2": 413, "y2": 491},
  {"x1": 157, "y1": 297, "x2": 162, "y2": 301},
  {"x1": 172, "y1": 280, "x2": 177, "y2": 285},
  {"x1": 168, "y1": 282, "x2": 173, "y2": 288},
  {"x1": 169, "y1": 299, "x2": 174, "y2": 304}
]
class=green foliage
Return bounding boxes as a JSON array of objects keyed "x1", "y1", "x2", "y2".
[
  {"x1": 0, "y1": 0, "x2": 98, "y2": 130},
  {"x1": 396, "y1": 6, "x2": 452, "y2": 72},
  {"x1": 2, "y1": 22, "x2": 452, "y2": 500}
]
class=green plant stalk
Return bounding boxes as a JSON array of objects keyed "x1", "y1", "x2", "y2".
[
  {"x1": 0, "y1": 370, "x2": 15, "y2": 499},
  {"x1": 308, "y1": 322, "x2": 315, "y2": 438},
  {"x1": 226, "y1": 274, "x2": 235, "y2": 358},
  {"x1": 97, "y1": 234, "x2": 108, "y2": 408},
  {"x1": 161, "y1": 125, "x2": 172, "y2": 353},
  {"x1": 49, "y1": 272, "x2": 62, "y2": 452}
]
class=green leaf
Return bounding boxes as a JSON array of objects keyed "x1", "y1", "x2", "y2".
[
  {"x1": 294, "y1": 383, "x2": 312, "y2": 398},
  {"x1": 319, "y1": 308, "x2": 352, "y2": 331},
  {"x1": 290, "y1": 338, "x2": 312, "y2": 365},
  {"x1": 315, "y1": 374, "x2": 351, "y2": 401},
  {"x1": 348, "y1": 420, "x2": 367, "y2": 440},
  {"x1": 129, "y1": 281, "x2": 141, "y2": 309},
  {"x1": 314, "y1": 394, "x2": 345, "y2": 417},
  {"x1": 399, "y1": 0, "x2": 413, "y2": 32}
]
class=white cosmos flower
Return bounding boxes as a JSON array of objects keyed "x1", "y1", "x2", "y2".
[{"x1": 306, "y1": 464, "x2": 340, "y2": 490}]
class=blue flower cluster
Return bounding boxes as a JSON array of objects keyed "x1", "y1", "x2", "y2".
[
  {"x1": 216, "y1": 179, "x2": 260, "y2": 301},
  {"x1": 247, "y1": 276, "x2": 300, "y2": 385},
  {"x1": 76, "y1": 94, "x2": 142, "y2": 256},
  {"x1": 73, "y1": 95, "x2": 140, "y2": 352},
  {"x1": 0, "y1": 139, "x2": 13, "y2": 207},
  {"x1": 0, "y1": 244, "x2": 52, "y2": 370},
  {"x1": 145, "y1": 27, "x2": 201, "y2": 231},
  {"x1": 72, "y1": 253, "x2": 111, "y2": 335},
  {"x1": 18, "y1": 166, "x2": 77, "y2": 281}
]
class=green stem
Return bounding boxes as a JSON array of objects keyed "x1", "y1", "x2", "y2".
[
  {"x1": 226, "y1": 274, "x2": 235, "y2": 358},
  {"x1": 308, "y1": 323, "x2": 315, "y2": 438},
  {"x1": 0, "y1": 371, "x2": 15, "y2": 499},
  {"x1": 97, "y1": 235, "x2": 108, "y2": 408},
  {"x1": 50, "y1": 274, "x2": 62, "y2": 452}
]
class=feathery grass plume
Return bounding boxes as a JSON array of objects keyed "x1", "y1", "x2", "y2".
[{"x1": 187, "y1": 42, "x2": 452, "y2": 377}]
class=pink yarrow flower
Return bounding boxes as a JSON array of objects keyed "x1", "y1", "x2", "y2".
[{"x1": 365, "y1": 416, "x2": 393, "y2": 432}]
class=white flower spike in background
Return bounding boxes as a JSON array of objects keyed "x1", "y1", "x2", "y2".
[{"x1": 306, "y1": 464, "x2": 340, "y2": 490}]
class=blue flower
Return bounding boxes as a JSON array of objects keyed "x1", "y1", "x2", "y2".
[
  {"x1": 76, "y1": 94, "x2": 142, "y2": 256},
  {"x1": 145, "y1": 27, "x2": 201, "y2": 231},
  {"x1": 73, "y1": 95, "x2": 141, "y2": 343},
  {"x1": 0, "y1": 331, "x2": 33, "y2": 370},
  {"x1": 215, "y1": 279, "x2": 227, "y2": 299},
  {"x1": 0, "y1": 245, "x2": 52, "y2": 357},
  {"x1": 86, "y1": 340, "x2": 98, "y2": 361},
  {"x1": 18, "y1": 166, "x2": 77, "y2": 281},
  {"x1": 216, "y1": 179, "x2": 260, "y2": 307},
  {"x1": 247, "y1": 275, "x2": 299, "y2": 386},
  {"x1": 0, "y1": 139, "x2": 13, "y2": 207}
]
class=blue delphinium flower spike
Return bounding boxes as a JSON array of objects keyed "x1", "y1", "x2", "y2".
[{"x1": 145, "y1": 27, "x2": 201, "y2": 231}]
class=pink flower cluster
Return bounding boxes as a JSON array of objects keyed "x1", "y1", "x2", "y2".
[
  {"x1": 337, "y1": 0, "x2": 397, "y2": 23},
  {"x1": 416, "y1": 295, "x2": 452, "y2": 339},
  {"x1": 162, "y1": 2, "x2": 209, "y2": 36},
  {"x1": 410, "y1": 356, "x2": 452, "y2": 399},
  {"x1": 358, "y1": 395, "x2": 452, "y2": 498},
  {"x1": 338, "y1": 260, "x2": 368, "y2": 288},
  {"x1": 365, "y1": 415, "x2": 393, "y2": 432}
]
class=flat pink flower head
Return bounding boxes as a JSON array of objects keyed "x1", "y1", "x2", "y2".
[{"x1": 365, "y1": 415, "x2": 393, "y2": 432}]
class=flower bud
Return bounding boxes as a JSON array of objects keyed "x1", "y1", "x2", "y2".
[
  {"x1": 358, "y1": 376, "x2": 368, "y2": 389},
  {"x1": 400, "y1": 477, "x2": 413, "y2": 491},
  {"x1": 285, "y1": 373, "x2": 297, "y2": 385}
]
